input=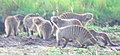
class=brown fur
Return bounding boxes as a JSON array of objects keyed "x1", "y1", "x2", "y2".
[
  {"x1": 60, "y1": 12, "x2": 94, "y2": 26},
  {"x1": 33, "y1": 17, "x2": 53, "y2": 40},
  {"x1": 50, "y1": 16, "x2": 83, "y2": 36},
  {"x1": 14, "y1": 14, "x2": 25, "y2": 32},
  {"x1": 56, "y1": 25, "x2": 98, "y2": 48},
  {"x1": 23, "y1": 13, "x2": 39, "y2": 36},
  {"x1": 5, "y1": 16, "x2": 19, "y2": 37},
  {"x1": 15, "y1": 14, "x2": 25, "y2": 25},
  {"x1": 89, "y1": 29, "x2": 119, "y2": 46},
  {"x1": 0, "y1": 19, "x2": 5, "y2": 34}
]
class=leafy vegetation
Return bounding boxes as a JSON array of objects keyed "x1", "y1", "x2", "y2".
[
  {"x1": 0, "y1": 0, "x2": 120, "y2": 25},
  {"x1": 86, "y1": 25, "x2": 120, "y2": 32}
]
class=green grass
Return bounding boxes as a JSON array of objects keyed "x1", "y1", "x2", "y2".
[
  {"x1": 86, "y1": 25, "x2": 120, "y2": 32},
  {"x1": 0, "y1": 0, "x2": 120, "y2": 25}
]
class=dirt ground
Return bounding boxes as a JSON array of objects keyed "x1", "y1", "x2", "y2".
[
  {"x1": 0, "y1": 35, "x2": 55, "y2": 47},
  {"x1": 0, "y1": 34, "x2": 120, "y2": 48},
  {"x1": 0, "y1": 33, "x2": 120, "y2": 55}
]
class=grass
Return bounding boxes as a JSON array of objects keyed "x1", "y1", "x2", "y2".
[
  {"x1": 0, "y1": 45, "x2": 120, "y2": 55},
  {"x1": 0, "y1": 0, "x2": 120, "y2": 25},
  {"x1": 86, "y1": 25, "x2": 120, "y2": 33}
]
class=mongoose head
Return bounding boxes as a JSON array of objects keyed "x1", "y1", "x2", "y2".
[
  {"x1": 84, "y1": 13, "x2": 94, "y2": 22},
  {"x1": 33, "y1": 17, "x2": 43, "y2": 25},
  {"x1": 50, "y1": 16, "x2": 60, "y2": 24}
]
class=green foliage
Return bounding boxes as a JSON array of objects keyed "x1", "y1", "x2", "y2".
[
  {"x1": 86, "y1": 25, "x2": 120, "y2": 32},
  {"x1": 0, "y1": 0, "x2": 120, "y2": 25}
]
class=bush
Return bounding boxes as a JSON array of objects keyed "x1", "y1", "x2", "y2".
[{"x1": 0, "y1": 0, "x2": 120, "y2": 25}]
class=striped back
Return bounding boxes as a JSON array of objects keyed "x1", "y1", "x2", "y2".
[
  {"x1": 60, "y1": 12, "x2": 93, "y2": 26},
  {"x1": 57, "y1": 25, "x2": 97, "y2": 45}
]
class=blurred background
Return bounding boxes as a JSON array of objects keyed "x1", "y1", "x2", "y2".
[{"x1": 0, "y1": 0, "x2": 120, "y2": 26}]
